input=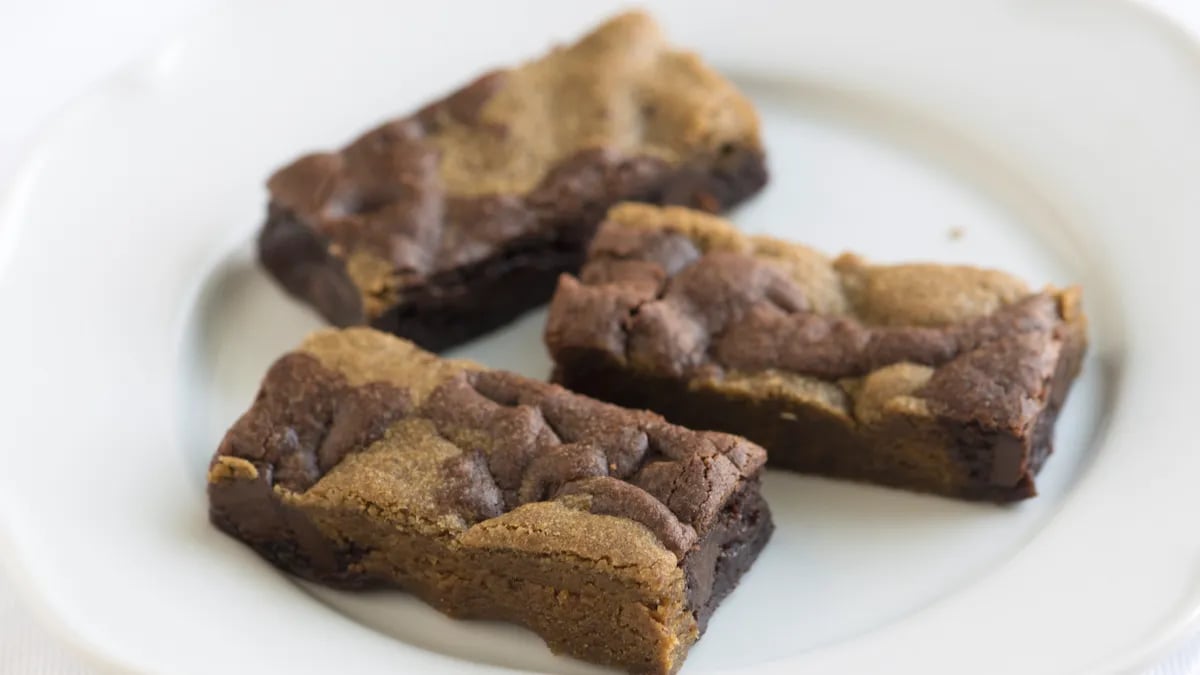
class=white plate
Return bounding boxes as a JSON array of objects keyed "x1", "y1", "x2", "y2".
[{"x1": 1, "y1": 1, "x2": 1198, "y2": 673}]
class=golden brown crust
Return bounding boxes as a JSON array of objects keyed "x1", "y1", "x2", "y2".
[
  {"x1": 300, "y1": 326, "x2": 477, "y2": 397},
  {"x1": 835, "y1": 254, "x2": 1029, "y2": 327},
  {"x1": 605, "y1": 202, "x2": 1032, "y2": 326},
  {"x1": 433, "y1": 11, "x2": 762, "y2": 197}
]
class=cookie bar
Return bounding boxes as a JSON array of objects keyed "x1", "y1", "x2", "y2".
[
  {"x1": 260, "y1": 11, "x2": 766, "y2": 351},
  {"x1": 208, "y1": 327, "x2": 772, "y2": 674},
  {"x1": 545, "y1": 204, "x2": 1088, "y2": 502}
]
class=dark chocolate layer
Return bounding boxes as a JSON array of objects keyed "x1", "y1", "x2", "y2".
[{"x1": 683, "y1": 481, "x2": 772, "y2": 633}]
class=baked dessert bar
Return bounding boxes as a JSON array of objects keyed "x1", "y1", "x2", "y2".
[
  {"x1": 260, "y1": 11, "x2": 766, "y2": 351},
  {"x1": 208, "y1": 327, "x2": 772, "y2": 674},
  {"x1": 545, "y1": 204, "x2": 1087, "y2": 502}
]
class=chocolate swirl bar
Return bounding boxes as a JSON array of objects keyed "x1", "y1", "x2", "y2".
[
  {"x1": 208, "y1": 327, "x2": 772, "y2": 674},
  {"x1": 260, "y1": 12, "x2": 767, "y2": 350},
  {"x1": 545, "y1": 204, "x2": 1088, "y2": 502}
]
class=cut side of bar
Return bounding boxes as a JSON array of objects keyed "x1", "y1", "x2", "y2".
[
  {"x1": 208, "y1": 327, "x2": 772, "y2": 674},
  {"x1": 259, "y1": 11, "x2": 767, "y2": 351},
  {"x1": 545, "y1": 203, "x2": 1088, "y2": 502}
]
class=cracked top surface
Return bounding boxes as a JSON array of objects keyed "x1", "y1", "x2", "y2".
[
  {"x1": 263, "y1": 11, "x2": 762, "y2": 317},
  {"x1": 209, "y1": 327, "x2": 766, "y2": 562},
  {"x1": 545, "y1": 203, "x2": 1087, "y2": 432}
]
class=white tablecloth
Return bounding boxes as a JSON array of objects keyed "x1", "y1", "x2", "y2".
[{"x1": 0, "y1": 1, "x2": 1197, "y2": 672}]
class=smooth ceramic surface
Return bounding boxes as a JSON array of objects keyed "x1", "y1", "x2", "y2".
[{"x1": 0, "y1": 1, "x2": 1196, "y2": 674}]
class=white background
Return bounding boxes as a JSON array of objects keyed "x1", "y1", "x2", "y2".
[{"x1": 0, "y1": 1, "x2": 1196, "y2": 673}]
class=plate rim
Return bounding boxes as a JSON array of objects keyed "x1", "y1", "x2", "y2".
[{"x1": 1, "y1": 1, "x2": 1199, "y2": 673}]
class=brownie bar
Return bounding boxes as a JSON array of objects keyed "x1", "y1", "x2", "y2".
[
  {"x1": 545, "y1": 204, "x2": 1088, "y2": 502},
  {"x1": 208, "y1": 327, "x2": 772, "y2": 674},
  {"x1": 260, "y1": 11, "x2": 767, "y2": 351}
]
